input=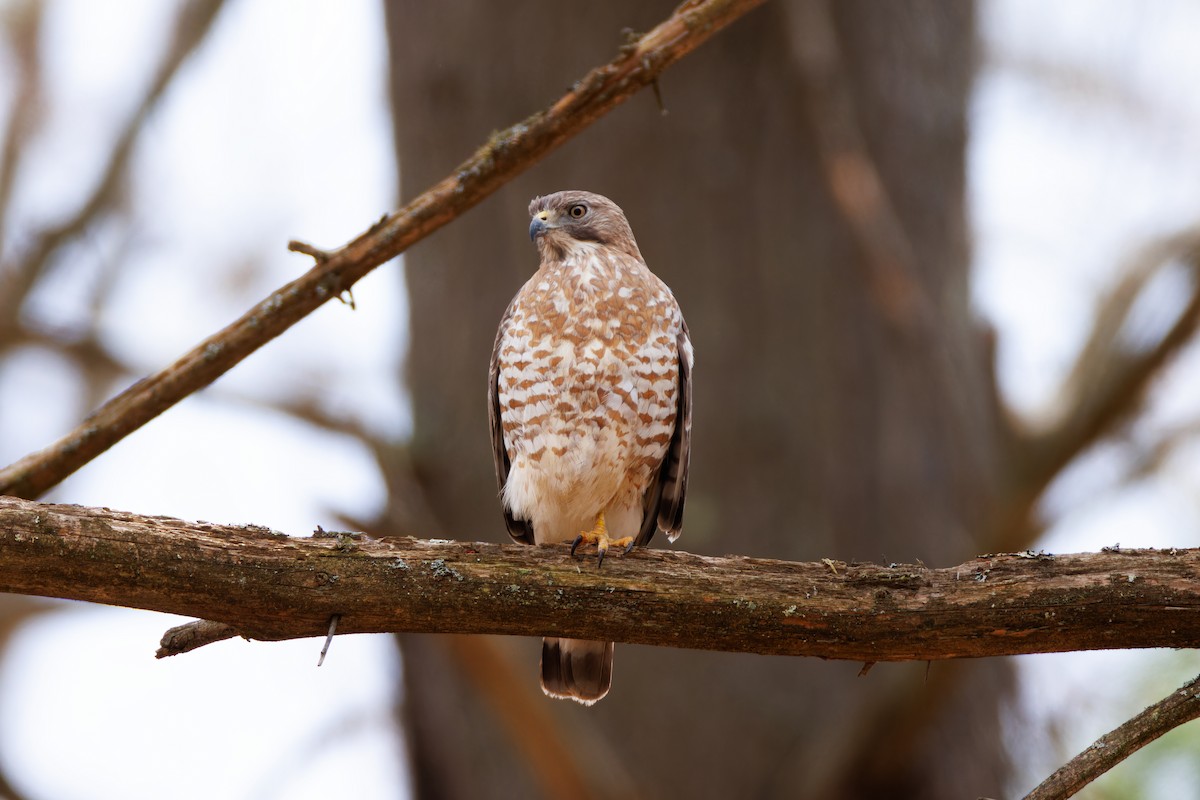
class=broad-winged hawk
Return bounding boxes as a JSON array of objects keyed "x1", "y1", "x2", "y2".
[{"x1": 489, "y1": 190, "x2": 693, "y2": 704}]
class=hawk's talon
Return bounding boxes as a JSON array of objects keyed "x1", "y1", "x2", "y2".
[{"x1": 572, "y1": 513, "x2": 634, "y2": 568}]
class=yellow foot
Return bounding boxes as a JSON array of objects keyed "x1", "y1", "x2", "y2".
[{"x1": 570, "y1": 512, "x2": 634, "y2": 567}]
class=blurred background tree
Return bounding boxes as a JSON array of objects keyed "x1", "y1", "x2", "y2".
[
  {"x1": 385, "y1": 2, "x2": 1010, "y2": 798},
  {"x1": 1, "y1": 1, "x2": 1200, "y2": 799}
]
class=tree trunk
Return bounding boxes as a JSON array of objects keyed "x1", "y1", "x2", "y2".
[{"x1": 384, "y1": 1, "x2": 1008, "y2": 797}]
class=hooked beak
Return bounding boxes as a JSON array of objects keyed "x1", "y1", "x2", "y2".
[{"x1": 529, "y1": 210, "x2": 552, "y2": 241}]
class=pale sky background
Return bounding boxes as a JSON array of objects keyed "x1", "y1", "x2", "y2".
[{"x1": 1, "y1": 1, "x2": 1199, "y2": 798}]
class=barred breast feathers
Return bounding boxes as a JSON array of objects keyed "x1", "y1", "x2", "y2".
[{"x1": 496, "y1": 247, "x2": 683, "y2": 541}]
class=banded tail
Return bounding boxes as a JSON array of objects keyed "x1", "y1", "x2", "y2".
[{"x1": 540, "y1": 638, "x2": 614, "y2": 705}]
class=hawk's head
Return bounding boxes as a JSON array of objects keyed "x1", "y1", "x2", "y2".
[{"x1": 528, "y1": 191, "x2": 642, "y2": 262}]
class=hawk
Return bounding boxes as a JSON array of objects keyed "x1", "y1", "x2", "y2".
[{"x1": 488, "y1": 190, "x2": 693, "y2": 705}]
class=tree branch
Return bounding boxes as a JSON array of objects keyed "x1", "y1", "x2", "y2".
[
  {"x1": 977, "y1": 229, "x2": 1200, "y2": 557},
  {"x1": 1005, "y1": 232, "x2": 1200, "y2": 519},
  {"x1": 1, "y1": 497, "x2": 1197, "y2": 661},
  {"x1": 1023, "y1": 672, "x2": 1200, "y2": 800},
  {"x1": 0, "y1": 0, "x2": 767, "y2": 501}
]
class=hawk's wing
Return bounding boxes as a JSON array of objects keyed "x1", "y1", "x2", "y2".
[
  {"x1": 638, "y1": 319, "x2": 693, "y2": 546},
  {"x1": 489, "y1": 304, "x2": 535, "y2": 545}
]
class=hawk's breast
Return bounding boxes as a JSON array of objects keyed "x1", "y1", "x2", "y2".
[{"x1": 496, "y1": 250, "x2": 681, "y2": 538}]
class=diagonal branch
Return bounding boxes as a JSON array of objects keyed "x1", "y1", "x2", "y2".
[
  {"x1": 985, "y1": 230, "x2": 1200, "y2": 554},
  {"x1": 1, "y1": 496, "x2": 1198, "y2": 662},
  {"x1": 1023, "y1": 672, "x2": 1200, "y2": 800},
  {"x1": 1009, "y1": 231, "x2": 1200, "y2": 506},
  {"x1": 0, "y1": 0, "x2": 768, "y2": 501}
]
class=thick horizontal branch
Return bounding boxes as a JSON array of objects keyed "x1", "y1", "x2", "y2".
[
  {"x1": 2, "y1": 497, "x2": 1199, "y2": 661},
  {"x1": 0, "y1": 0, "x2": 766, "y2": 501}
]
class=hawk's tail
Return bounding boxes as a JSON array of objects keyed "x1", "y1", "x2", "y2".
[{"x1": 540, "y1": 638, "x2": 614, "y2": 705}]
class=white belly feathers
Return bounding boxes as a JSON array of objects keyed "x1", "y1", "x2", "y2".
[{"x1": 496, "y1": 257, "x2": 681, "y2": 543}]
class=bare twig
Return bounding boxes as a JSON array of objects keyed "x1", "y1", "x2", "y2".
[
  {"x1": 1024, "y1": 673, "x2": 1200, "y2": 800},
  {"x1": 286, "y1": 240, "x2": 332, "y2": 263},
  {"x1": 156, "y1": 619, "x2": 239, "y2": 656},
  {"x1": 1, "y1": 497, "x2": 1198, "y2": 660},
  {"x1": 316, "y1": 614, "x2": 338, "y2": 666},
  {"x1": 0, "y1": 0, "x2": 768, "y2": 501}
]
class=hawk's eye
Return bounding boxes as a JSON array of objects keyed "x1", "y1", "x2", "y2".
[{"x1": 568, "y1": 204, "x2": 587, "y2": 219}]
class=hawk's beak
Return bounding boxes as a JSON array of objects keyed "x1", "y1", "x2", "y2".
[{"x1": 529, "y1": 210, "x2": 551, "y2": 241}]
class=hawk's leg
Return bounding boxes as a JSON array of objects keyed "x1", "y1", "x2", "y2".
[{"x1": 571, "y1": 512, "x2": 634, "y2": 567}]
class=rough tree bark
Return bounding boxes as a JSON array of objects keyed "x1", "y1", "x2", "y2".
[
  {"x1": 385, "y1": 1, "x2": 1005, "y2": 798},
  {"x1": 3, "y1": 497, "x2": 1198, "y2": 662}
]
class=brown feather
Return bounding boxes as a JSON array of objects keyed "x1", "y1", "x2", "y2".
[
  {"x1": 492, "y1": 190, "x2": 692, "y2": 703},
  {"x1": 529, "y1": 191, "x2": 643, "y2": 260},
  {"x1": 540, "y1": 637, "x2": 613, "y2": 705},
  {"x1": 656, "y1": 323, "x2": 693, "y2": 541},
  {"x1": 488, "y1": 301, "x2": 534, "y2": 545}
]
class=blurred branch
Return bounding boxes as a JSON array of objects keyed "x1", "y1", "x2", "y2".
[
  {"x1": 444, "y1": 635, "x2": 637, "y2": 800},
  {"x1": 371, "y1": 487, "x2": 620, "y2": 795},
  {"x1": 788, "y1": 0, "x2": 932, "y2": 337},
  {"x1": 213, "y1": 388, "x2": 380, "y2": 444},
  {"x1": 0, "y1": 0, "x2": 767, "y2": 501},
  {"x1": 441, "y1": 636, "x2": 590, "y2": 799},
  {"x1": 366, "y1": 441, "x2": 446, "y2": 540},
  {"x1": 1, "y1": 496, "x2": 1198, "y2": 661},
  {"x1": 0, "y1": 769, "x2": 35, "y2": 800},
  {"x1": 0, "y1": 0, "x2": 226, "y2": 336},
  {"x1": 1121, "y1": 419, "x2": 1200, "y2": 485},
  {"x1": 989, "y1": 49, "x2": 1182, "y2": 134},
  {"x1": 12, "y1": 322, "x2": 131, "y2": 387},
  {"x1": 0, "y1": 0, "x2": 43, "y2": 259},
  {"x1": 1023, "y1": 672, "x2": 1200, "y2": 800},
  {"x1": 996, "y1": 229, "x2": 1200, "y2": 550}
]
